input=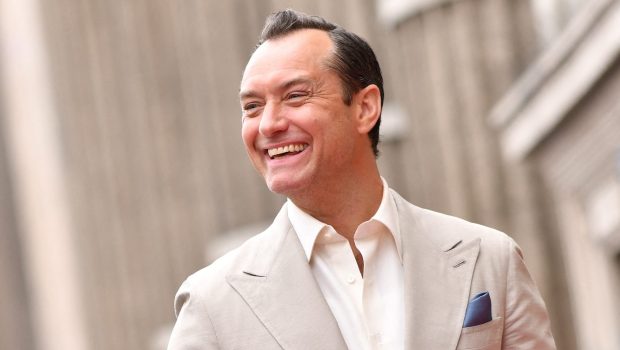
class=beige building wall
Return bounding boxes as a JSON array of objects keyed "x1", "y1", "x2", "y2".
[
  {"x1": 534, "y1": 60, "x2": 620, "y2": 350},
  {"x1": 2, "y1": 0, "x2": 606, "y2": 348},
  {"x1": 0, "y1": 100, "x2": 36, "y2": 350},
  {"x1": 493, "y1": 0, "x2": 620, "y2": 348}
]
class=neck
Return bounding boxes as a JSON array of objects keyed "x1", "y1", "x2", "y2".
[{"x1": 289, "y1": 169, "x2": 383, "y2": 240}]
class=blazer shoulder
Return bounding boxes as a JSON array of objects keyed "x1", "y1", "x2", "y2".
[
  {"x1": 177, "y1": 204, "x2": 291, "y2": 299},
  {"x1": 392, "y1": 190, "x2": 516, "y2": 252},
  {"x1": 422, "y1": 207, "x2": 513, "y2": 244},
  {"x1": 173, "y1": 226, "x2": 280, "y2": 321},
  {"x1": 183, "y1": 227, "x2": 276, "y2": 287}
]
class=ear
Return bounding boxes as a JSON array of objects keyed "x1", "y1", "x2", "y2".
[{"x1": 353, "y1": 84, "x2": 381, "y2": 134}]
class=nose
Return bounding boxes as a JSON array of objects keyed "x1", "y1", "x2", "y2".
[{"x1": 259, "y1": 102, "x2": 288, "y2": 137}]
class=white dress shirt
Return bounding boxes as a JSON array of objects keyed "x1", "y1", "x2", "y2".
[{"x1": 287, "y1": 179, "x2": 404, "y2": 350}]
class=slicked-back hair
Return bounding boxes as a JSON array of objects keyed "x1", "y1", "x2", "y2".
[{"x1": 257, "y1": 9, "x2": 384, "y2": 157}]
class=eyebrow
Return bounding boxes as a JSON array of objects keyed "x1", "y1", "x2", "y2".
[{"x1": 239, "y1": 77, "x2": 313, "y2": 100}]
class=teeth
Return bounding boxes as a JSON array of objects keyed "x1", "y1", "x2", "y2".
[{"x1": 267, "y1": 144, "x2": 307, "y2": 158}]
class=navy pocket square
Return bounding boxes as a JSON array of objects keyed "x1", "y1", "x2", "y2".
[{"x1": 463, "y1": 291, "x2": 492, "y2": 327}]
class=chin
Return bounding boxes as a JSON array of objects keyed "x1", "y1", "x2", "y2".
[{"x1": 265, "y1": 175, "x2": 310, "y2": 197}]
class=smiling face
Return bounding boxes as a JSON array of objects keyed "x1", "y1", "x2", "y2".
[{"x1": 240, "y1": 29, "x2": 368, "y2": 198}]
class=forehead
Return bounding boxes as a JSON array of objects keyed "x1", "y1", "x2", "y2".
[{"x1": 240, "y1": 29, "x2": 334, "y2": 94}]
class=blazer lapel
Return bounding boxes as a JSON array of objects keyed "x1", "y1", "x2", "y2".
[
  {"x1": 227, "y1": 206, "x2": 347, "y2": 350},
  {"x1": 393, "y1": 193, "x2": 481, "y2": 349}
]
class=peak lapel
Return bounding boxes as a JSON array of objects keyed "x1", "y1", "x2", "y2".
[
  {"x1": 404, "y1": 238, "x2": 480, "y2": 349},
  {"x1": 394, "y1": 195, "x2": 481, "y2": 349},
  {"x1": 227, "y1": 222, "x2": 347, "y2": 350}
]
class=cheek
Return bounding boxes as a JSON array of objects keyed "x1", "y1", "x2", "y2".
[{"x1": 241, "y1": 121, "x2": 256, "y2": 149}]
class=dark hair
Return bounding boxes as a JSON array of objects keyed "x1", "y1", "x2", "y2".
[{"x1": 258, "y1": 9, "x2": 384, "y2": 157}]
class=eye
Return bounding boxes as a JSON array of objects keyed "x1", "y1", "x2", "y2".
[
  {"x1": 286, "y1": 91, "x2": 309, "y2": 101},
  {"x1": 243, "y1": 102, "x2": 259, "y2": 111},
  {"x1": 242, "y1": 101, "x2": 262, "y2": 117}
]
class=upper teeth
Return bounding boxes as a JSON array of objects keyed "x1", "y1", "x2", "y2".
[{"x1": 267, "y1": 144, "x2": 307, "y2": 158}]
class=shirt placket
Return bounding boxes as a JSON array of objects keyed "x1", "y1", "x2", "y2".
[
  {"x1": 357, "y1": 223, "x2": 385, "y2": 349},
  {"x1": 319, "y1": 228, "x2": 368, "y2": 348}
]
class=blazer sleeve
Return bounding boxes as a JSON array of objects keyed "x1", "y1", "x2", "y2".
[
  {"x1": 502, "y1": 240, "x2": 556, "y2": 349},
  {"x1": 167, "y1": 279, "x2": 219, "y2": 350}
]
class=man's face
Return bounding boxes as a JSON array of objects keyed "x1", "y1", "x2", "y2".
[{"x1": 240, "y1": 29, "x2": 362, "y2": 197}]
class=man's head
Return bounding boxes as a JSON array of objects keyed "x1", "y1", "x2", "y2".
[
  {"x1": 258, "y1": 10, "x2": 384, "y2": 156},
  {"x1": 239, "y1": 10, "x2": 383, "y2": 198}
]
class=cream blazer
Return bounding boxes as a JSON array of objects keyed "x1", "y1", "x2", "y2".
[{"x1": 168, "y1": 190, "x2": 556, "y2": 349}]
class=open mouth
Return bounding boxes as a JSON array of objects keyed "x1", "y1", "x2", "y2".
[{"x1": 266, "y1": 143, "x2": 308, "y2": 159}]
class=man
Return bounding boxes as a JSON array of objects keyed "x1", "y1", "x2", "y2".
[{"x1": 168, "y1": 9, "x2": 556, "y2": 350}]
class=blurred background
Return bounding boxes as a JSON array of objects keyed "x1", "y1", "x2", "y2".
[{"x1": 1, "y1": 0, "x2": 619, "y2": 349}]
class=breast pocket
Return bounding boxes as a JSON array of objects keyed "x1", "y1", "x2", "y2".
[{"x1": 456, "y1": 317, "x2": 503, "y2": 350}]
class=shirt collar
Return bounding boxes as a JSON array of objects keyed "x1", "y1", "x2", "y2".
[
  {"x1": 287, "y1": 198, "x2": 326, "y2": 261},
  {"x1": 373, "y1": 177, "x2": 402, "y2": 260},
  {"x1": 287, "y1": 177, "x2": 402, "y2": 262}
]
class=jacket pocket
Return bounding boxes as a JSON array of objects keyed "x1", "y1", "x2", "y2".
[{"x1": 456, "y1": 317, "x2": 502, "y2": 350}]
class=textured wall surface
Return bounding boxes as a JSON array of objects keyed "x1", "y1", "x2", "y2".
[
  {"x1": 0, "y1": 0, "x2": 585, "y2": 349},
  {"x1": 534, "y1": 58, "x2": 620, "y2": 350}
]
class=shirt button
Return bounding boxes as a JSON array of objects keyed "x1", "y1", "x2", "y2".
[{"x1": 346, "y1": 275, "x2": 356, "y2": 284}]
